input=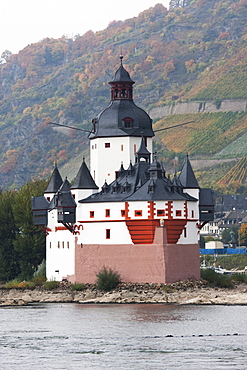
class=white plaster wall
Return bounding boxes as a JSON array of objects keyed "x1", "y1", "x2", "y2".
[
  {"x1": 72, "y1": 188, "x2": 96, "y2": 204},
  {"x1": 47, "y1": 209, "x2": 58, "y2": 231},
  {"x1": 46, "y1": 231, "x2": 75, "y2": 281},
  {"x1": 90, "y1": 136, "x2": 153, "y2": 187},
  {"x1": 183, "y1": 188, "x2": 199, "y2": 200},
  {"x1": 78, "y1": 202, "x2": 124, "y2": 221},
  {"x1": 128, "y1": 201, "x2": 148, "y2": 219},
  {"x1": 80, "y1": 221, "x2": 132, "y2": 244},
  {"x1": 177, "y1": 221, "x2": 199, "y2": 244}
]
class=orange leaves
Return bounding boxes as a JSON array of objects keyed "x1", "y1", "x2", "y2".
[
  {"x1": 2, "y1": 150, "x2": 20, "y2": 174},
  {"x1": 164, "y1": 60, "x2": 176, "y2": 75},
  {"x1": 185, "y1": 60, "x2": 196, "y2": 73}
]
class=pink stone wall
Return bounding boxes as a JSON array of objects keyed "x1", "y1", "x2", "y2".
[
  {"x1": 163, "y1": 243, "x2": 200, "y2": 284},
  {"x1": 74, "y1": 241, "x2": 166, "y2": 284},
  {"x1": 73, "y1": 228, "x2": 200, "y2": 284}
]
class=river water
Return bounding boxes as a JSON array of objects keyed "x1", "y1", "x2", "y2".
[{"x1": 0, "y1": 303, "x2": 247, "y2": 369}]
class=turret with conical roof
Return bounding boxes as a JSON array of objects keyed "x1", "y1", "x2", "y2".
[
  {"x1": 179, "y1": 155, "x2": 199, "y2": 189},
  {"x1": 179, "y1": 155, "x2": 199, "y2": 199},
  {"x1": 44, "y1": 163, "x2": 63, "y2": 200},
  {"x1": 71, "y1": 158, "x2": 98, "y2": 190},
  {"x1": 71, "y1": 158, "x2": 98, "y2": 202}
]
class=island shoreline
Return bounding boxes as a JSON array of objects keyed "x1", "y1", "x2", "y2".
[{"x1": 1, "y1": 280, "x2": 247, "y2": 306}]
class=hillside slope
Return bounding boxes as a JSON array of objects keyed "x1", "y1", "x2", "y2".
[{"x1": 0, "y1": 0, "x2": 247, "y2": 190}]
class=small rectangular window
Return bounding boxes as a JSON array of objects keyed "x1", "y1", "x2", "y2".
[
  {"x1": 157, "y1": 210, "x2": 165, "y2": 216},
  {"x1": 50, "y1": 242, "x2": 51, "y2": 248},
  {"x1": 58, "y1": 241, "x2": 60, "y2": 248},
  {"x1": 47, "y1": 197, "x2": 50, "y2": 201},
  {"x1": 105, "y1": 143, "x2": 110, "y2": 148},
  {"x1": 135, "y1": 210, "x2": 142, "y2": 217},
  {"x1": 106, "y1": 229, "x2": 110, "y2": 239},
  {"x1": 121, "y1": 210, "x2": 125, "y2": 217},
  {"x1": 191, "y1": 210, "x2": 194, "y2": 218},
  {"x1": 105, "y1": 209, "x2": 110, "y2": 217},
  {"x1": 176, "y1": 210, "x2": 182, "y2": 217},
  {"x1": 90, "y1": 211, "x2": 94, "y2": 218},
  {"x1": 67, "y1": 242, "x2": 69, "y2": 249},
  {"x1": 121, "y1": 144, "x2": 123, "y2": 151},
  {"x1": 62, "y1": 241, "x2": 64, "y2": 248},
  {"x1": 184, "y1": 228, "x2": 187, "y2": 238}
]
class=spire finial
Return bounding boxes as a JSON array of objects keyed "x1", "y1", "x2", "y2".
[
  {"x1": 54, "y1": 160, "x2": 57, "y2": 167},
  {"x1": 119, "y1": 54, "x2": 123, "y2": 65}
]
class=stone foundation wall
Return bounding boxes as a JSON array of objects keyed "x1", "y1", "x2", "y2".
[{"x1": 73, "y1": 228, "x2": 200, "y2": 284}]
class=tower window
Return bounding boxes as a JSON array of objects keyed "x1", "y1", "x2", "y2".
[
  {"x1": 105, "y1": 209, "x2": 110, "y2": 217},
  {"x1": 121, "y1": 88, "x2": 126, "y2": 97},
  {"x1": 105, "y1": 143, "x2": 110, "y2": 148},
  {"x1": 121, "y1": 210, "x2": 125, "y2": 217},
  {"x1": 176, "y1": 210, "x2": 182, "y2": 217},
  {"x1": 122, "y1": 117, "x2": 133, "y2": 129},
  {"x1": 90, "y1": 211, "x2": 94, "y2": 218},
  {"x1": 191, "y1": 210, "x2": 194, "y2": 218},
  {"x1": 121, "y1": 144, "x2": 123, "y2": 151},
  {"x1": 157, "y1": 210, "x2": 165, "y2": 216},
  {"x1": 106, "y1": 229, "x2": 111, "y2": 239}
]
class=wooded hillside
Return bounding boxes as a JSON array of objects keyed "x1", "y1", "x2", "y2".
[{"x1": 1, "y1": 0, "x2": 247, "y2": 191}]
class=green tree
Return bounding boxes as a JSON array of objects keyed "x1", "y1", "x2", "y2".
[
  {"x1": 221, "y1": 225, "x2": 239, "y2": 246},
  {"x1": 12, "y1": 180, "x2": 47, "y2": 280},
  {"x1": 0, "y1": 190, "x2": 19, "y2": 281}
]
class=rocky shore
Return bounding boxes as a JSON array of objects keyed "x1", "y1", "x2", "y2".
[{"x1": 1, "y1": 280, "x2": 247, "y2": 306}]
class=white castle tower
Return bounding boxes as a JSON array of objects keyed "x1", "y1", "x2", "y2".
[{"x1": 89, "y1": 56, "x2": 154, "y2": 187}]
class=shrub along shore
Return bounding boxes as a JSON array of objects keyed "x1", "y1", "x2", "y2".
[{"x1": 1, "y1": 278, "x2": 247, "y2": 306}]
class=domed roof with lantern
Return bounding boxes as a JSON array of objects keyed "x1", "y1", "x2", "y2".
[{"x1": 89, "y1": 56, "x2": 154, "y2": 139}]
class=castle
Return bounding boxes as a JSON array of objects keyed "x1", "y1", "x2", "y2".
[{"x1": 32, "y1": 57, "x2": 214, "y2": 284}]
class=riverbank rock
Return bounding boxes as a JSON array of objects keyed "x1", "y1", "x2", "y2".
[{"x1": 0, "y1": 280, "x2": 247, "y2": 306}]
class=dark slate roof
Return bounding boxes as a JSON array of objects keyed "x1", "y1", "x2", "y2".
[
  {"x1": 49, "y1": 179, "x2": 77, "y2": 209},
  {"x1": 79, "y1": 159, "x2": 197, "y2": 204},
  {"x1": 71, "y1": 159, "x2": 98, "y2": 190},
  {"x1": 135, "y1": 136, "x2": 151, "y2": 161},
  {"x1": 220, "y1": 195, "x2": 247, "y2": 211},
  {"x1": 31, "y1": 196, "x2": 49, "y2": 210},
  {"x1": 89, "y1": 100, "x2": 154, "y2": 139},
  {"x1": 179, "y1": 155, "x2": 199, "y2": 188},
  {"x1": 112, "y1": 60, "x2": 134, "y2": 83},
  {"x1": 45, "y1": 164, "x2": 63, "y2": 193},
  {"x1": 199, "y1": 188, "x2": 215, "y2": 206}
]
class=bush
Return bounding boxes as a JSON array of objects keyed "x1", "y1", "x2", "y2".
[
  {"x1": 44, "y1": 280, "x2": 59, "y2": 290},
  {"x1": 71, "y1": 283, "x2": 85, "y2": 291},
  {"x1": 32, "y1": 275, "x2": 47, "y2": 286},
  {"x1": 4, "y1": 279, "x2": 20, "y2": 289},
  {"x1": 201, "y1": 268, "x2": 233, "y2": 288},
  {"x1": 33, "y1": 259, "x2": 46, "y2": 278},
  {"x1": 231, "y1": 273, "x2": 247, "y2": 284},
  {"x1": 96, "y1": 266, "x2": 121, "y2": 292}
]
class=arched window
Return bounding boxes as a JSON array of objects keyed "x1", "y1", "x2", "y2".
[{"x1": 122, "y1": 117, "x2": 133, "y2": 129}]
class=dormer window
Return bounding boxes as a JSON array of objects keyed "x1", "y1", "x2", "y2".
[{"x1": 122, "y1": 117, "x2": 133, "y2": 129}]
